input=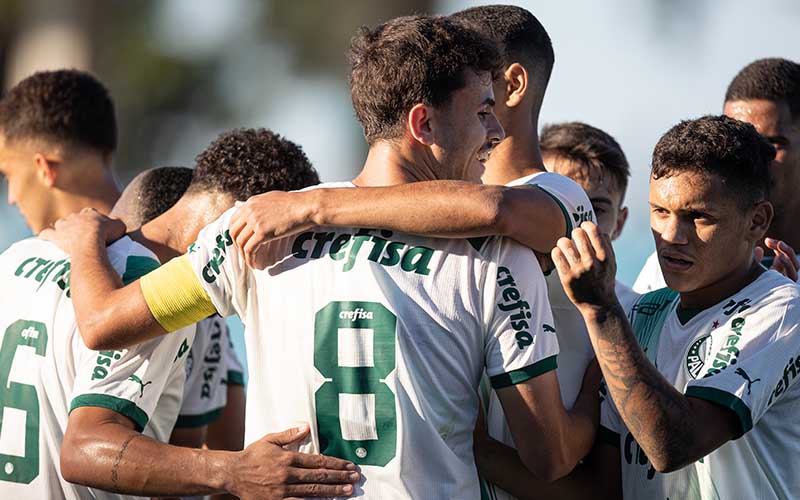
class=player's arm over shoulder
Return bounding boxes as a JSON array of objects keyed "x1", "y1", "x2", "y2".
[{"x1": 72, "y1": 212, "x2": 243, "y2": 350}]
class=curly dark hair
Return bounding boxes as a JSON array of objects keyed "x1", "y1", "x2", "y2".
[
  {"x1": 652, "y1": 115, "x2": 775, "y2": 209},
  {"x1": 451, "y1": 5, "x2": 554, "y2": 92},
  {"x1": 725, "y1": 58, "x2": 800, "y2": 120},
  {"x1": 187, "y1": 128, "x2": 320, "y2": 200},
  {"x1": 0, "y1": 69, "x2": 117, "y2": 156},
  {"x1": 541, "y1": 121, "x2": 630, "y2": 197},
  {"x1": 348, "y1": 15, "x2": 502, "y2": 144}
]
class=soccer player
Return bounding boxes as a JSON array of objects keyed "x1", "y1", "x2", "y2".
[
  {"x1": 45, "y1": 15, "x2": 600, "y2": 498},
  {"x1": 111, "y1": 166, "x2": 247, "y2": 500},
  {"x1": 634, "y1": 57, "x2": 800, "y2": 292},
  {"x1": 0, "y1": 70, "x2": 121, "y2": 234},
  {"x1": 556, "y1": 115, "x2": 799, "y2": 499},
  {"x1": 0, "y1": 129, "x2": 359, "y2": 499}
]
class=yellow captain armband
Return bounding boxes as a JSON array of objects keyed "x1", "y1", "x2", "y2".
[{"x1": 140, "y1": 254, "x2": 217, "y2": 333}]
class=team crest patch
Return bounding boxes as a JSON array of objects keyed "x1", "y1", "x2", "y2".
[{"x1": 686, "y1": 334, "x2": 712, "y2": 379}]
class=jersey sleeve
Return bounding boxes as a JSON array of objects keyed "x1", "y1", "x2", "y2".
[
  {"x1": 176, "y1": 317, "x2": 229, "y2": 428},
  {"x1": 483, "y1": 238, "x2": 559, "y2": 389},
  {"x1": 140, "y1": 208, "x2": 249, "y2": 332},
  {"x1": 70, "y1": 325, "x2": 195, "y2": 432},
  {"x1": 685, "y1": 296, "x2": 800, "y2": 438},
  {"x1": 532, "y1": 174, "x2": 596, "y2": 237}
]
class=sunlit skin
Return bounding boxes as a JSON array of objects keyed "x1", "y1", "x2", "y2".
[
  {"x1": 724, "y1": 99, "x2": 800, "y2": 249},
  {"x1": 0, "y1": 133, "x2": 119, "y2": 234},
  {"x1": 547, "y1": 155, "x2": 629, "y2": 240},
  {"x1": 0, "y1": 135, "x2": 60, "y2": 233},
  {"x1": 649, "y1": 171, "x2": 772, "y2": 309}
]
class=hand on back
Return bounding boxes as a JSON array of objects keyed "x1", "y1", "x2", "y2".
[{"x1": 39, "y1": 207, "x2": 127, "y2": 254}]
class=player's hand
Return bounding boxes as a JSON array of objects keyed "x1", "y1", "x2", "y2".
[
  {"x1": 228, "y1": 424, "x2": 359, "y2": 499},
  {"x1": 755, "y1": 238, "x2": 799, "y2": 282},
  {"x1": 230, "y1": 191, "x2": 317, "y2": 270},
  {"x1": 551, "y1": 222, "x2": 619, "y2": 313},
  {"x1": 39, "y1": 208, "x2": 127, "y2": 254}
]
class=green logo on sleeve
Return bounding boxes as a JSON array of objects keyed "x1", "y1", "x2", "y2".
[
  {"x1": 91, "y1": 350, "x2": 124, "y2": 380},
  {"x1": 496, "y1": 266, "x2": 535, "y2": 350},
  {"x1": 734, "y1": 368, "x2": 761, "y2": 395},
  {"x1": 174, "y1": 338, "x2": 190, "y2": 362}
]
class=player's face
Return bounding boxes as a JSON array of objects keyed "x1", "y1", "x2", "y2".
[
  {"x1": 0, "y1": 134, "x2": 54, "y2": 233},
  {"x1": 650, "y1": 171, "x2": 760, "y2": 294},
  {"x1": 547, "y1": 156, "x2": 628, "y2": 240},
  {"x1": 430, "y1": 70, "x2": 504, "y2": 182},
  {"x1": 724, "y1": 99, "x2": 800, "y2": 215}
]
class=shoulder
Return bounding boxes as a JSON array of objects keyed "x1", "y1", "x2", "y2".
[{"x1": 107, "y1": 236, "x2": 161, "y2": 283}]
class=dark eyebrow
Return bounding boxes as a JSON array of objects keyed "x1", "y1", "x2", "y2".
[
  {"x1": 765, "y1": 135, "x2": 789, "y2": 147},
  {"x1": 590, "y1": 196, "x2": 613, "y2": 206}
]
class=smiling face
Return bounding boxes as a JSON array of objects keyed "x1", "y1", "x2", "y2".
[
  {"x1": 724, "y1": 99, "x2": 800, "y2": 217},
  {"x1": 649, "y1": 170, "x2": 767, "y2": 294},
  {"x1": 428, "y1": 70, "x2": 504, "y2": 182}
]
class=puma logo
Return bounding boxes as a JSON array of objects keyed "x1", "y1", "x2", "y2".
[
  {"x1": 128, "y1": 375, "x2": 152, "y2": 398},
  {"x1": 735, "y1": 368, "x2": 761, "y2": 395},
  {"x1": 542, "y1": 324, "x2": 556, "y2": 334}
]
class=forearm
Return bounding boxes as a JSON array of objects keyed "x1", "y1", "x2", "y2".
[
  {"x1": 62, "y1": 423, "x2": 232, "y2": 496},
  {"x1": 580, "y1": 303, "x2": 699, "y2": 472},
  {"x1": 562, "y1": 377, "x2": 601, "y2": 465},
  {"x1": 475, "y1": 434, "x2": 606, "y2": 500}
]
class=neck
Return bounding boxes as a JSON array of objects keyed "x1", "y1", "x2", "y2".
[
  {"x1": 481, "y1": 112, "x2": 545, "y2": 186},
  {"x1": 129, "y1": 194, "x2": 231, "y2": 263},
  {"x1": 352, "y1": 140, "x2": 441, "y2": 187},
  {"x1": 678, "y1": 257, "x2": 765, "y2": 311},
  {"x1": 54, "y1": 167, "x2": 121, "y2": 219}
]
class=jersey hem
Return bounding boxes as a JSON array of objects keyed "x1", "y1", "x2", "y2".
[
  {"x1": 597, "y1": 425, "x2": 621, "y2": 448},
  {"x1": 70, "y1": 394, "x2": 149, "y2": 432},
  {"x1": 489, "y1": 355, "x2": 558, "y2": 389},
  {"x1": 227, "y1": 370, "x2": 245, "y2": 386},
  {"x1": 175, "y1": 408, "x2": 224, "y2": 428},
  {"x1": 533, "y1": 185, "x2": 572, "y2": 236},
  {"x1": 684, "y1": 385, "x2": 753, "y2": 438}
]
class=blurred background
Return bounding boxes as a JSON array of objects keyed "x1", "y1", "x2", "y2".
[{"x1": 0, "y1": 0, "x2": 798, "y2": 368}]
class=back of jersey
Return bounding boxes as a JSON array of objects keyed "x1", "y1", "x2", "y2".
[{"x1": 188, "y1": 192, "x2": 558, "y2": 499}]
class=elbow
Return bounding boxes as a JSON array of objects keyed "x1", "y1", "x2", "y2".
[
  {"x1": 60, "y1": 431, "x2": 92, "y2": 485},
  {"x1": 488, "y1": 186, "x2": 513, "y2": 237},
  {"x1": 650, "y1": 454, "x2": 689, "y2": 474},
  {"x1": 78, "y1": 312, "x2": 121, "y2": 351}
]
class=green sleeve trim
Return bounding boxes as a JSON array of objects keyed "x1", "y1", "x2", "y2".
[
  {"x1": 597, "y1": 425, "x2": 621, "y2": 448},
  {"x1": 175, "y1": 408, "x2": 223, "y2": 428},
  {"x1": 685, "y1": 386, "x2": 753, "y2": 438},
  {"x1": 70, "y1": 394, "x2": 149, "y2": 432},
  {"x1": 533, "y1": 185, "x2": 572, "y2": 237},
  {"x1": 121, "y1": 255, "x2": 161, "y2": 285},
  {"x1": 227, "y1": 370, "x2": 245, "y2": 386},
  {"x1": 490, "y1": 355, "x2": 558, "y2": 389}
]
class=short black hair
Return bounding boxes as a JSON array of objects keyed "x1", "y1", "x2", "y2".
[
  {"x1": 113, "y1": 167, "x2": 194, "y2": 228},
  {"x1": 348, "y1": 15, "x2": 502, "y2": 144},
  {"x1": 0, "y1": 69, "x2": 117, "y2": 156},
  {"x1": 652, "y1": 115, "x2": 775, "y2": 209},
  {"x1": 541, "y1": 121, "x2": 630, "y2": 198},
  {"x1": 725, "y1": 58, "x2": 800, "y2": 121},
  {"x1": 451, "y1": 5, "x2": 554, "y2": 92},
  {"x1": 188, "y1": 128, "x2": 320, "y2": 200}
]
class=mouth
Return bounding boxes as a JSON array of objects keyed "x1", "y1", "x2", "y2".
[
  {"x1": 476, "y1": 144, "x2": 494, "y2": 163},
  {"x1": 660, "y1": 252, "x2": 694, "y2": 272}
]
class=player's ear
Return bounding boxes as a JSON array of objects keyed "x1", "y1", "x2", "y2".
[
  {"x1": 407, "y1": 103, "x2": 435, "y2": 146},
  {"x1": 748, "y1": 200, "x2": 773, "y2": 240},
  {"x1": 611, "y1": 205, "x2": 629, "y2": 241},
  {"x1": 503, "y1": 63, "x2": 528, "y2": 109},
  {"x1": 33, "y1": 152, "x2": 59, "y2": 188}
]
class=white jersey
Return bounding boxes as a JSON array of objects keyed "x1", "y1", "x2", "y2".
[
  {"x1": 483, "y1": 171, "x2": 596, "y2": 500},
  {"x1": 601, "y1": 271, "x2": 800, "y2": 500},
  {"x1": 633, "y1": 250, "x2": 666, "y2": 293},
  {"x1": 176, "y1": 315, "x2": 244, "y2": 428},
  {"x1": 0, "y1": 237, "x2": 194, "y2": 500},
  {"x1": 185, "y1": 182, "x2": 558, "y2": 500}
]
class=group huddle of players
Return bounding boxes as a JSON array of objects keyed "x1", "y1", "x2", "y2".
[{"x1": 0, "y1": 4, "x2": 798, "y2": 500}]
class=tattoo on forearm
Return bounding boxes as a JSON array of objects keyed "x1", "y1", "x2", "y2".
[
  {"x1": 111, "y1": 434, "x2": 140, "y2": 488},
  {"x1": 590, "y1": 305, "x2": 693, "y2": 468}
]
